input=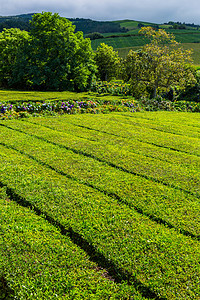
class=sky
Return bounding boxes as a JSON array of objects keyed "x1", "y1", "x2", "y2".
[{"x1": 0, "y1": 0, "x2": 200, "y2": 24}]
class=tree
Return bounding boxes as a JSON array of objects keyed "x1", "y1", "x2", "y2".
[
  {"x1": 27, "y1": 12, "x2": 96, "y2": 91},
  {"x1": 122, "y1": 49, "x2": 142, "y2": 82},
  {"x1": 94, "y1": 43, "x2": 120, "y2": 81},
  {"x1": 122, "y1": 49, "x2": 150, "y2": 97},
  {"x1": 124, "y1": 27, "x2": 197, "y2": 99},
  {"x1": 85, "y1": 32, "x2": 104, "y2": 40},
  {"x1": 0, "y1": 28, "x2": 29, "y2": 87},
  {"x1": 0, "y1": 12, "x2": 96, "y2": 91}
]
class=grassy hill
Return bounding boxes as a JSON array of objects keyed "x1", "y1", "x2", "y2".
[
  {"x1": 90, "y1": 20, "x2": 200, "y2": 64},
  {"x1": 0, "y1": 109, "x2": 199, "y2": 299},
  {"x1": 1, "y1": 13, "x2": 200, "y2": 64}
]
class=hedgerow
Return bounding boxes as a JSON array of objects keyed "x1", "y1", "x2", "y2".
[
  {"x1": 111, "y1": 112, "x2": 200, "y2": 139},
  {"x1": 90, "y1": 80, "x2": 131, "y2": 96},
  {"x1": 27, "y1": 114, "x2": 200, "y2": 169},
  {"x1": 62, "y1": 113, "x2": 200, "y2": 156},
  {"x1": 0, "y1": 145, "x2": 199, "y2": 299},
  {"x1": 0, "y1": 122, "x2": 199, "y2": 239},
  {"x1": 0, "y1": 187, "x2": 142, "y2": 300},
  {"x1": 1, "y1": 117, "x2": 199, "y2": 195},
  {"x1": 0, "y1": 99, "x2": 139, "y2": 120},
  {"x1": 139, "y1": 96, "x2": 200, "y2": 112},
  {"x1": 1, "y1": 85, "x2": 200, "y2": 121}
]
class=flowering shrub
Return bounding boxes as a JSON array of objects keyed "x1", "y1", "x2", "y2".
[
  {"x1": 0, "y1": 99, "x2": 139, "y2": 119},
  {"x1": 139, "y1": 96, "x2": 175, "y2": 111},
  {"x1": 1, "y1": 92, "x2": 199, "y2": 120},
  {"x1": 1, "y1": 104, "x2": 13, "y2": 114},
  {"x1": 139, "y1": 96, "x2": 200, "y2": 112},
  {"x1": 173, "y1": 100, "x2": 200, "y2": 112}
]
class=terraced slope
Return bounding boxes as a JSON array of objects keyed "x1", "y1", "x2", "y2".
[{"x1": 0, "y1": 111, "x2": 199, "y2": 299}]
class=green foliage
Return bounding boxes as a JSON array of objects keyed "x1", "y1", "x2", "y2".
[
  {"x1": 0, "y1": 28, "x2": 29, "y2": 87},
  {"x1": 177, "y1": 73, "x2": 200, "y2": 102},
  {"x1": 94, "y1": 43, "x2": 120, "y2": 81},
  {"x1": 23, "y1": 12, "x2": 95, "y2": 91},
  {"x1": 71, "y1": 18, "x2": 128, "y2": 34},
  {"x1": 0, "y1": 188, "x2": 141, "y2": 299},
  {"x1": 90, "y1": 80, "x2": 131, "y2": 95},
  {"x1": 86, "y1": 32, "x2": 104, "y2": 40},
  {"x1": 0, "y1": 12, "x2": 96, "y2": 92},
  {"x1": 0, "y1": 14, "x2": 33, "y2": 32},
  {"x1": 0, "y1": 112, "x2": 199, "y2": 299},
  {"x1": 124, "y1": 27, "x2": 197, "y2": 98}
]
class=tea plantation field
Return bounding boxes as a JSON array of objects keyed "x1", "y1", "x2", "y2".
[
  {"x1": 0, "y1": 111, "x2": 199, "y2": 299},
  {"x1": 91, "y1": 29, "x2": 200, "y2": 64}
]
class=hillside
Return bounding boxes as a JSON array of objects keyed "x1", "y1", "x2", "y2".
[
  {"x1": 1, "y1": 13, "x2": 200, "y2": 64},
  {"x1": 0, "y1": 13, "x2": 128, "y2": 34},
  {"x1": 0, "y1": 13, "x2": 199, "y2": 35}
]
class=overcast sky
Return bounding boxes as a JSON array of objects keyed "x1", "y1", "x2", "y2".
[{"x1": 1, "y1": 0, "x2": 200, "y2": 24}]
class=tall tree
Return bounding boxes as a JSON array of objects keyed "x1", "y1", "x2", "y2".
[
  {"x1": 124, "y1": 27, "x2": 197, "y2": 99},
  {"x1": 94, "y1": 43, "x2": 120, "y2": 81},
  {"x1": 0, "y1": 12, "x2": 96, "y2": 91},
  {"x1": 25, "y1": 12, "x2": 96, "y2": 91},
  {"x1": 0, "y1": 28, "x2": 29, "y2": 87}
]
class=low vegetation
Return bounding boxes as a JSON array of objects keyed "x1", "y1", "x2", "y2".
[
  {"x1": 0, "y1": 186, "x2": 141, "y2": 299},
  {"x1": 1, "y1": 84, "x2": 200, "y2": 121},
  {"x1": 0, "y1": 111, "x2": 199, "y2": 299}
]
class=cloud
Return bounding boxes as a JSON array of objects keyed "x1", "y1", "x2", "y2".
[{"x1": 0, "y1": 0, "x2": 200, "y2": 24}]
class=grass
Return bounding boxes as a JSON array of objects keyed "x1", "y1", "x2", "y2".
[
  {"x1": 0, "y1": 187, "x2": 141, "y2": 300},
  {"x1": 0, "y1": 89, "x2": 131, "y2": 103},
  {"x1": 115, "y1": 43, "x2": 200, "y2": 65},
  {"x1": 0, "y1": 109, "x2": 199, "y2": 299},
  {"x1": 0, "y1": 89, "x2": 112, "y2": 102},
  {"x1": 179, "y1": 43, "x2": 200, "y2": 65},
  {"x1": 92, "y1": 38, "x2": 200, "y2": 65},
  {"x1": 91, "y1": 29, "x2": 200, "y2": 64},
  {"x1": 91, "y1": 35, "x2": 148, "y2": 50}
]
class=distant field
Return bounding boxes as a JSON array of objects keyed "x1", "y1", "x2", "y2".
[
  {"x1": 91, "y1": 20, "x2": 200, "y2": 64},
  {"x1": 0, "y1": 111, "x2": 199, "y2": 299},
  {"x1": 115, "y1": 42, "x2": 200, "y2": 64},
  {"x1": 180, "y1": 43, "x2": 200, "y2": 65},
  {"x1": 91, "y1": 34, "x2": 148, "y2": 49},
  {"x1": 91, "y1": 32, "x2": 200, "y2": 64},
  {"x1": 91, "y1": 31, "x2": 200, "y2": 49},
  {"x1": 115, "y1": 20, "x2": 159, "y2": 30},
  {"x1": 115, "y1": 46, "x2": 142, "y2": 57}
]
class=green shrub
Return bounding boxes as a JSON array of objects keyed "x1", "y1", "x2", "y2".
[
  {"x1": 0, "y1": 187, "x2": 142, "y2": 299},
  {"x1": 0, "y1": 112, "x2": 199, "y2": 299}
]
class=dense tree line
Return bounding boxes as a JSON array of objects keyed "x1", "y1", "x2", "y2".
[
  {"x1": 0, "y1": 19, "x2": 31, "y2": 32},
  {"x1": 165, "y1": 21, "x2": 200, "y2": 29},
  {"x1": 0, "y1": 14, "x2": 127, "y2": 34},
  {"x1": 0, "y1": 12, "x2": 95, "y2": 91},
  {"x1": 0, "y1": 13, "x2": 197, "y2": 98},
  {"x1": 0, "y1": 14, "x2": 33, "y2": 32},
  {"x1": 69, "y1": 18, "x2": 128, "y2": 34}
]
